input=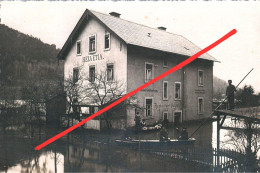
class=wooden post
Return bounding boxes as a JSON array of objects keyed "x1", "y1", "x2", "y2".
[
  {"x1": 139, "y1": 135, "x2": 142, "y2": 171},
  {"x1": 216, "y1": 114, "x2": 220, "y2": 171},
  {"x1": 54, "y1": 144, "x2": 57, "y2": 173}
]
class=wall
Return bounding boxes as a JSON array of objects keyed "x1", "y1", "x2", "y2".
[
  {"x1": 85, "y1": 120, "x2": 100, "y2": 130},
  {"x1": 63, "y1": 16, "x2": 128, "y2": 104},
  {"x1": 127, "y1": 45, "x2": 186, "y2": 127},
  {"x1": 183, "y1": 60, "x2": 214, "y2": 120},
  {"x1": 62, "y1": 16, "x2": 214, "y2": 128},
  {"x1": 62, "y1": 16, "x2": 128, "y2": 129},
  {"x1": 126, "y1": 45, "x2": 214, "y2": 126}
]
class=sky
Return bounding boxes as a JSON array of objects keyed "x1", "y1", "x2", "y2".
[{"x1": 1, "y1": 1, "x2": 260, "y2": 92}]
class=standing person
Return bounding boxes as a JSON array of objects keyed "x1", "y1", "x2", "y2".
[
  {"x1": 178, "y1": 128, "x2": 188, "y2": 140},
  {"x1": 226, "y1": 80, "x2": 236, "y2": 110},
  {"x1": 159, "y1": 127, "x2": 169, "y2": 141},
  {"x1": 140, "y1": 119, "x2": 146, "y2": 127},
  {"x1": 162, "y1": 117, "x2": 169, "y2": 127},
  {"x1": 134, "y1": 112, "x2": 141, "y2": 133}
]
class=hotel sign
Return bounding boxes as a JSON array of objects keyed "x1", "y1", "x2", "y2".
[{"x1": 82, "y1": 54, "x2": 104, "y2": 62}]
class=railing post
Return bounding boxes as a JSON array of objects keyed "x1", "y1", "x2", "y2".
[{"x1": 216, "y1": 114, "x2": 220, "y2": 171}]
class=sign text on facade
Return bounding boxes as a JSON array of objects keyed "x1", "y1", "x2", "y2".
[{"x1": 83, "y1": 54, "x2": 104, "y2": 62}]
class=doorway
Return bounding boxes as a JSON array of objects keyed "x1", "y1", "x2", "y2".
[{"x1": 174, "y1": 111, "x2": 182, "y2": 126}]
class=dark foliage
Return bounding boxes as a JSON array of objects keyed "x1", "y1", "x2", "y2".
[
  {"x1": 0, "y1": 24, "x2": 63, "y2": 99},
  {"x1": 235, "y1": 85, "x2": 260, "y2": 108}
]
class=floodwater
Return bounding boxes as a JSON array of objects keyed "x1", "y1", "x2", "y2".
[{"x1": 0, "y1": 118, "x2": 259, "y2": 172}]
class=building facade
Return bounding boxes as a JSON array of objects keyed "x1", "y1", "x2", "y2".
[{"x1": 58, "y1": 9, "x2": 217, "y2": 129}]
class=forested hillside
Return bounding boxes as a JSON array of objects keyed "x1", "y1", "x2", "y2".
[{"x1": 0, "y1": 24, "x2": 63, "y2": 99}]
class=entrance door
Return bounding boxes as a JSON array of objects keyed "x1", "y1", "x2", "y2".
[{"x1": 174, "y1": 112, "x2": 182, "y2": 126}]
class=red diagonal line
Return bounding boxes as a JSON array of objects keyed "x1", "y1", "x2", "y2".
[{"x1": 35, "y1": 29, "x2": 237, "y2": 150}]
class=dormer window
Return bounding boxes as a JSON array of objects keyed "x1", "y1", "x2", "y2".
[
  {"x1": 89, "y1": 35, "x2": 96, "y2": 53},
  {"x1": 76, "y1": 40, "x2": 81, "y2": 55},
  {"x1": 105, "y1": 33, "x2": 110, "y2": 50}
]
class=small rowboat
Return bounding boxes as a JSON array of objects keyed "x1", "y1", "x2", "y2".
[{"x1": 115, "y1": 138, "x2": 196, "y2": 148}]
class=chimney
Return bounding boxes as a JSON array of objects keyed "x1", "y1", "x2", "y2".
[
  {"x1": 109, "y1": 12, "x2": 121, "y2": 18},
  {"x1": 157, "y1": 26, "x2": 167, "y2": 31}
]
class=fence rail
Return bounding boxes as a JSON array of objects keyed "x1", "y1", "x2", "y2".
[{"x1": 149, "y1": 147, "x2": 259, "y2": 172}]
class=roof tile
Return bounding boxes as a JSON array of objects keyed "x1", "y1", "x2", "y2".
[{"x1": 91, "y1": 10, "x2": 217, "y2": 61}]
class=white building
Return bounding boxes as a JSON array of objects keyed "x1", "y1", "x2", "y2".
[{"x1": 58, "y1": 9, "x2": 217, "y2": 130}]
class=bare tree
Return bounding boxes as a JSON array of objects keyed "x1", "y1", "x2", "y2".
[
  {"x1": 0, "y1": 86, "x2": 28, "y2": 128},
  {"x1": 63, "y1": 66, "x2": 85, "y2": 127},
  {"x1": 224, "y1": 107, "x2": 260, "y2": 171},
  {"x1": 82, "y1": 71, "x2": 126, "y2": 129},
  {"x1": 20, "y1": 75, "x2": 64, "y2": 138},
  {"x1": 83, "y1": 71, "x2": 125, "y2": 105},
  {"x1": 22, "y1": 75, "x2": 63, "y2": 118},
  {"x1": 63, "y1": 67, "x2": 142, "y2": 129}
]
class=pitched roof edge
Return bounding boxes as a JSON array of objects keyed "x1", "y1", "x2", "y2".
[
  {"x1": 91, "y1": 10, "x2": 184, "y2": 38},
  {"x1": 128, "y1": 43, "x2": 219, "y2": 62},
  {"x1": 179, "y1": 35, "x2": 218, "y2": 62},
  {"x1": 57, "y1": 9, "x2": 127, "y2": 60},
  {"x1": 57, "y1": 9, "x2": 218, "y2": 62},
  {"x1": 57, "y1": 9, "x2": 89, "y2": 60}
]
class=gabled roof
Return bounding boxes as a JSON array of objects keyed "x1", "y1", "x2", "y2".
[{"x1": 58, "y1": 9, "x2": 217, "y2": 62}]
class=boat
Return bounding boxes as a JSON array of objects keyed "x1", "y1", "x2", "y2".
[{"x1": 115, "y1": 138, "x2": 196, "y2": 148}]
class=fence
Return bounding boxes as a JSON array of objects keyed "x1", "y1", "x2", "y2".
[{"x1": 149, "y1": 147, "x2": 259, "y2": 172}]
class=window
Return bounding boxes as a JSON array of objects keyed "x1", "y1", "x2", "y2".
[
  {"x1": 163, "y1": 81, "x2": 168, "y2": 100},
  {"x1": 145, "y1": 63, "x2": 153, "y2": 81},
  {"x1": 104, "y1": 33, "x2": 110, "y2": 50},
  {"x1": 198, "y1": 97, "x2": 204, "y2": 114},
  {"x1": 163, "y1": 112, "x2": 168, "y2": 120},
  {"x1": 89, "y1": 66, "x2": 95, "y2": 82},
  {"x1": 89, "y1": 35, "x2": 96, "y2": 53},
  {"x1": 107, "y1": 64, "x2": 114, "y2": 81},
  {"x1": 76, "y1": 41, "x2": 81, "y2": 55},
  {"x1": 163, "y1": 59, "x2": 168, "y2": 67},
  {"x1": 73, "y1": 68, "x2": 79, "y2": 83},
  {"x1": 175, "y1": 82, "x2": 181, "y2": 100},
  {"x1": 89, "y1": 107, "x2": 95, "y2": 115},
  {"x1": 145, "y1": 98, "x2": 153, "y2": 116},
  {"x1": 198, "y1": 70, "x2": 204, "y2": 86}
]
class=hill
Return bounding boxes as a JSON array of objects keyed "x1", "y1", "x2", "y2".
[
  {"x1": 0, "y1": 24, "x2": 63, "y2": 99},
  {"x1": 213, "y1": 76, "x2": 227, "y2": 100}
]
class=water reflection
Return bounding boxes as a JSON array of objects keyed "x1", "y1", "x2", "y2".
[
  {"x1": 6, "y1": 151, "x2": 64, "y2": 173},
  {"x1": 0, "y1": 117, "x2": 259, "y2": 172},
  {"x1": 64, "y1": 138, "x2": 211, "y2": 172},
  {"x1": 219, "y1": 117, "x2": 260, "y2": 172}
]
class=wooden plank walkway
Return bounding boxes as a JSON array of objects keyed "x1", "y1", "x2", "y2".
[{"x1": 214, "y1": 107, "x2": 260, "y2": 123}]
